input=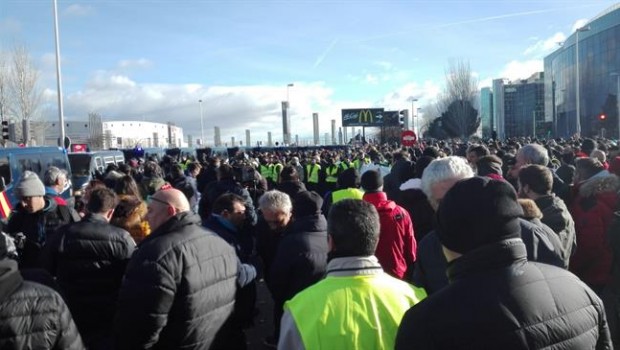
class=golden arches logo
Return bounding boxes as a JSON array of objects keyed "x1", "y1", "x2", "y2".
[{"x1": 359, "y1": 109, "x2": 373, "y2": 124}]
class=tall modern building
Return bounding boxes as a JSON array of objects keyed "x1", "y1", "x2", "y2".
[
  {"x1": 313, "y1": 113, "x2": 320, "y2": 145},
  {"x1": 544, "y1": 4, "x2": 620, "y2": 138},
  {"x1": 480, "y1": 87, "x2": 494, "y2": 138},
  {"x1": 493, "y1": 73, "x2": 546, "y2": 139}
]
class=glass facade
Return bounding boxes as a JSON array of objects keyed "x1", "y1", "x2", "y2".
[
  {"x1": 544, "y1": 4, "x2": 620, "y2": 139},
  {"x1": 494, "y1": 74, "x2": 546, "y2": 139},
  {"x1": 480, "y1": 87, "x2": 494, "y2": 138}
]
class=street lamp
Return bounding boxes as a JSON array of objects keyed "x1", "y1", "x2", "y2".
[
  {"x1": 53, "y1": 0, "x2": 65, "y2": 147},
  {"x1": 611, "y1": 72, "x2": 620, "y2": 140},
  {"x1": 198, "y1": 99, "x2": 204, "y2": 146},
  {"x1": 575, "y1": 25, "x2": 590, "y2": 136},
  {"x1": 284, "y1": 83, "x2": 294, "y2": 145}
]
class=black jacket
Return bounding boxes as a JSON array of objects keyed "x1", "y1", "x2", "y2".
[
  {"x1": 535, "y1": 194, "x2": 576, "y2": 265},
  {"x1": 6, "y1": 198, "x2": 77, "y2": 269},
  {"x1": 268, "y1": 214, "x2": 329, "y2": 305},
  {"x1": 114, "y1": 212, "x2": 238, "y2": 350},
  {"x1": 41, "y1": 214, "x2": 135, "y2": 344},
  {"x1": 412, "y1": 219, "x2": 566, "y2": 295},
  {"x1": 200, "y1": 179, "x2": 258, "y2": 225},
  {"x1": 0, "y1": 259, "x2": 84, "y2": 350},
  {"x1": 275, "y1": 181, "x2": 307, "y2": 201},
  {"x1": 395, "y1": 187, "x2": 435, "y2": 242},
  {"x1": 397, "y1": 239, "x2": 612, "y2": 349}
]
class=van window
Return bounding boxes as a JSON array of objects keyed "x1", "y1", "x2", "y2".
[
  {"x1": 115, "y1": 156, "x2": 124, "y2": 164},
  {"x1": 103, "y1": 156, "x2": 115, "y2": 165},
  {"x1": 95, "y1": 157, "x2": 104, "y2": 172},
  {"x1": 0, "y1": 156, "x2": 10, "y2": 186},
  {"x1": 68, "y1": 154, "x2": 91, "y2": 177},
  {"x1": 16, "y1": 155, "x2": 42, "y2": 176},
  {"x1": 41, "y1": 154, "x2": 70, "y2": 174}
]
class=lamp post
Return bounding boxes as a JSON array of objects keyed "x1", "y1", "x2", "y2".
[
  {"x1": 575, "y1": 25, "x2": 590, "y2": 136},
  {"x1": 611, "y1": 72, "x2": 620, "y2": 140},
  {"x1": 198, "y1": 99, "x2": 204, "y2": 146},
  {"x1": 284, "y1": 83, "x2": 294, "y2": 145},
  {"x1": 409, "y1": 97, "x2": 418, "y2": 134},
  {"x1": 53, "y1": 0, "x2": 65, "y2": 148}
]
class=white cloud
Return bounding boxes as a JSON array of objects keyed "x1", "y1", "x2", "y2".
[
  {"x1": 118, "y1": 58, "x2": 152, "y2": 69},
  {"x1": 63, "y1": 4, "x2": 94, "y2": 17},
  {"x1": 365, "y1": 74, "x2": 379, "y2": 84},
  {"x1": 498, "y1": 60, "x2": 544, "y2": 82},
  {"x1": 572, "y1": 18, "x2": 589, "y2": 32},
  {"x1": 523, "y1": 32, "x2": 566, "y2": 57}
]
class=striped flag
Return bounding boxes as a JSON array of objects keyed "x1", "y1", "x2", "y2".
[{"x1": 0, "y1": 191, "x2": 12, "y2": 219}]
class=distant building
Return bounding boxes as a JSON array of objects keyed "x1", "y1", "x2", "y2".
[
  {"x1": 544, "y1": 4, "x2": 620, "y2": 138},
  {"x1": 493, "y1": 73, "x2": 546, "y2": 139},
  {"x1": 480, "y1": 87, "x2": 494, "y2": 138},
  {"x1": 45, "y1": 120, "x2": 186, "y2": 149}
]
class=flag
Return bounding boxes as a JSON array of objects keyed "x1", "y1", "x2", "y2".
[{"x1": 0, "y1": 191, "x2": 12, "y2": 219}]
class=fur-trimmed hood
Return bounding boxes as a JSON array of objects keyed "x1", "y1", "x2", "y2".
[{"x1": 578, "y1": 171, "x2": 620, "y2": 198}]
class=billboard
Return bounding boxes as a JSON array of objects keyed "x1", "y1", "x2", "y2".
[{"x1": 341, "y1": 108, "x2": 385, "y2": 127}]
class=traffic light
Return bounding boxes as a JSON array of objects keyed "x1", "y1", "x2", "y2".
[
  {"x1": 399, "y1": 110, "x2": 409, "y2": 129},
  {"x1": 1, "y1": 121, "x2": 8, "y2": 140},
  {"x1": 599, "y1": 114, "x2": 607, "y2": 121}
]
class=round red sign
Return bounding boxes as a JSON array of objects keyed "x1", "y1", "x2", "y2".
[{"x1": 401, "y1": 130, "x2": 417, "y2": 146}]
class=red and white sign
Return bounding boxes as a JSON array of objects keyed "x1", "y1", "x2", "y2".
[{"x1": 401, "y1": 130, "x2": 417, "y2": 146}]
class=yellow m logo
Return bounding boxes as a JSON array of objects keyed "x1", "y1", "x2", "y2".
[{"x1": 359, "y1": 109, "x2": 373, "y2": 124}]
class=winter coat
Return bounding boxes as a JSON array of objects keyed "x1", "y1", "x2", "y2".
[
  {"x1": 412, "y1": 218, "x2": 565, "y2": 295},
  {"x1": 0, "y1": 258, "x2": 85, "y2": 350},
  {"x1": 535, "y1": 193, "x2": 576, "y2": 265},
  {"x1": 570, "y1": 172, "x2": 620, "y2": 290},
  {"x1": 396, "y1": 178, "x2": 436, "y2": 242},
  {"x1": 110, "y1": 194, "x2": 150, "y2": 244},
  {"x1": 384, "y1": 160, "x2": 412, "y2": 201},
  {"x1": 363, "y1": 191, "x2": 417, "y2": 280},
  {"x1": 556, "y1": 163, "x2": 576, "y2": 186},
  {"x1": 41, "y1": 213, "x2": 135, "y2": 345},
  {"x1": 396, "y1": 239, "x2": 612, "y2": 349},
  {"x1": 268, "y1": 214, "x2": 329, "y2": 307},
  {"x1": 6, "y1": 197, "x2": 77, "y2": 269},
  {"x1": 114, "y1": 212, "x2": 238, "y2": 350}
]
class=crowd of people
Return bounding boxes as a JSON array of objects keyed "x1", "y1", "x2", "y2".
[{"x1": 0, "y1": 135, "x2": 618, "y2": 349}]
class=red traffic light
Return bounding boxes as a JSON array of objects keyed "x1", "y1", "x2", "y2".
[{"x1": 599, "y1": 114, "x2": 607, "y2": 120}]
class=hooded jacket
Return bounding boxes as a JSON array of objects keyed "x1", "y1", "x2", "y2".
[
  {"x1": 0, "y1": 258, "x2": 85, "y2": 350},
  {"x1": 114, "y1": 212, "x2": 238, "y2": 350},
  {"x1": 534, "y1": 193, "x2": 576, "y2": 265},
  {"x1": 570, "y1": 172, "x2": 620, "y2": 290},
  {"x1": 397, "y1": 239, "x2": 612, "y2": 350}
]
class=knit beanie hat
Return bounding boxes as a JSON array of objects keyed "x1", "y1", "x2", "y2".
[
  {"x1": 293, "y1": 191, "x2": 323, "y2": 217},
  {"x1": 437, "y1": 176, "x2": 523, "y2": 254},
  {"x1": 15, "y1": 171, "x2": 46, "y2": 198},
  {"x1": 361, "y1": 170, "x2": 383, "y2": 192}
]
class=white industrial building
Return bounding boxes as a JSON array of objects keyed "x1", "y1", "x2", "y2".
[{"x1": 45, "y1": 119, "x2": 187, "y2": 149}]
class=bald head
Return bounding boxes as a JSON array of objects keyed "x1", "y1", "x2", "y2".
[{"x1": 146, "y1": 188, "x2": 191, "y2": 232}]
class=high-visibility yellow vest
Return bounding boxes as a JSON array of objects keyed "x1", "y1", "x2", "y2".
[
  {"x1": 259, "y1": 164, "x2": 273, "y2": 181},
  {"x1": 325, "y1": 165, "x2": 339, "y2": 183},
  {"x1": 332, "y1": 188, "x2": 364, "y2": 203},
  {"x1": 272, "y1": 163, "x2": 283, "y2": 183},
  {"x1": 284, "y1": 273, "x2": 426, "y2": 350},
  {"x1": 306, "y1": 164, "x2": 321, "y2": 184}
]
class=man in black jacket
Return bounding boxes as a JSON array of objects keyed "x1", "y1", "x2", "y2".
[
  {"x1": 396, "y1": 177, "x2": 612, "y2": 349},
  {"x1": 268, "y1": 190, "x2": 329, "y2": 344},
  {"x1": 114, "y1": 188, "x2": 238, "y2": 350},
  {"x1": 0, "y1": 232, "x2": 84, "y2": 350},
  {"x1": 42, "y1": 187, "x2": 135, "y2": 349}
]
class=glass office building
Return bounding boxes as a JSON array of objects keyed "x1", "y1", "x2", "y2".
[
  {"x1": 494, "y1": 73, "x2": 546, "y2": 139},
  {"x1": 544, "y1": 4, "x2": 620, "y2": 139}
]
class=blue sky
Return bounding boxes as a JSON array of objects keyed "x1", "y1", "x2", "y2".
[{"x1": 1, "y1": 0, "x2": 617, "y2": 144}]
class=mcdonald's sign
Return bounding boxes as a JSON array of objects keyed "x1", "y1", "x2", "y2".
[{"x1": 341, "y1": 108, "x2": 384, "y2": 127}]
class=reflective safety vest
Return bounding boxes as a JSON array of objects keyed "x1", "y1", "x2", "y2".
[
  {"x1": 332, "y1": 188, "x2": 364, "y2": 203},
  {"x1": 339, "y1": 162, "x2": 351, "y2": 172},
  {"x1": 325, "y1": 165, "x2": 339, "y2": 183},
  {"x1": 284, "y1": 273, "x2": 426, "y2": 350},
  {"x1": 306, "y1": 164, "x2": 321, "y2": 184},
  {"x1": 272, "y1": 163, "x2": 283, "y2": 183},
  {"x1": 259, "y1": 164, "x2": 273, "y2": 181}
]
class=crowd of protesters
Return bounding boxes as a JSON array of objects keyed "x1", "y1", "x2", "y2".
[{"x1": 0, "y1": 135, "x2": 618, "y2": 349}]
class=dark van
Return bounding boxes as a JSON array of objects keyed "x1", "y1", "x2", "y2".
[
  {"x1": 0, "y1": 147, "x2": 73, "y2": 206},
  {"x1": 68, "y1": 150, "x2": 125, "y2": 197}
]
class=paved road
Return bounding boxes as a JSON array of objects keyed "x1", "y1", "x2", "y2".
[{"x1": 245, "y1": 279, "x2": 276, "y2": 349}]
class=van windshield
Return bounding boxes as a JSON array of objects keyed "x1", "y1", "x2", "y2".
[{"x1": 68, "y1": 154, "x2": 91, "y2": 177}]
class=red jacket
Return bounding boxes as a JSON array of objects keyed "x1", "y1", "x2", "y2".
[
  {"x1": 363, "y1": 191, "x2": 417, "y2": 279},
  {"x1": 569, "y1": 172, "x2": 620, "y2": 289}
]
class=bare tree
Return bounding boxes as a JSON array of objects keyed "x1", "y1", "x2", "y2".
[
  {"x1": 429, "y1": 60, "x2": 481, "y2": 140},
  {"x1": 0, "y1": 52, "x2": 10, "y2": 123},
  {"x1": 8, "y1": 45, "x2": 43, "y2": 144}
]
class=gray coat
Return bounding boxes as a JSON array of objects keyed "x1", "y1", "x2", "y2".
[{"x1": 535, "y1": 194, "x2": 576, "y2": 266}]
